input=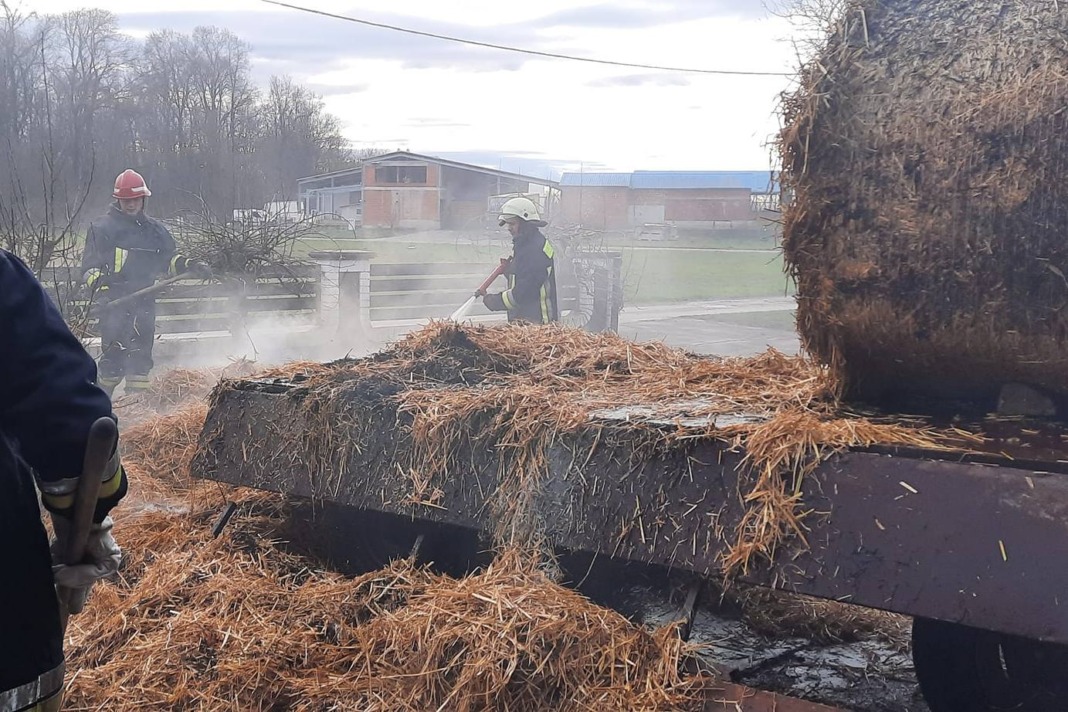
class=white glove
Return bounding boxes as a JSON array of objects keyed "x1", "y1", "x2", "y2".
[{"x1": 50, "y1": 515, "x2": 121, "y2": 614}]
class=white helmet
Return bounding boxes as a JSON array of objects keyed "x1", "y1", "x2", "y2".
[{"x1": 498, "y1": 197, "x2": 546, "y2": 227}]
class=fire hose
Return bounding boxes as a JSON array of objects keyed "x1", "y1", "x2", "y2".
[{"x1": 449, "y1": 258, "x2": 511, "y2": 322}]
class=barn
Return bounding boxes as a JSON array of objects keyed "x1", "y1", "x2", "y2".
[
  {"x1": 297, "y1": 151, "x2": 559, "y2": 230},
  {"x1": 559, "y1": 170, "x2": 777, "y2": 231}
]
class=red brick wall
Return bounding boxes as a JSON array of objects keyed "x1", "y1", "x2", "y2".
[
  {"x1": 362, "y1": 188, "x2": 392, "y2": 227},
  {"x1": 362, "y1": 188, "x2": 440, "y2": 228},
  {"x1": 640, "y1": 188, "x2": 753, "y2": 222},
  {"x1": 561, "y1": 186, "x2": 754, "y2": 228},
  {"x1": 560, "y1": 187, "x2": 630, "y2": 230},
  {"x1": 360, "y1": 161, "x2": 443, "y2": 228}
]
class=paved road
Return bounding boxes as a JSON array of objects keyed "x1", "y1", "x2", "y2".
[
  {"x1": 365, "y1": 296, "x2": 800, "y2": 359},
  {"x1": 157, "y1": 296, "x2": 800, "y2": 369}
]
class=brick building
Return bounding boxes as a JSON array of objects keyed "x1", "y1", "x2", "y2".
[
  {"x1": 559, "y1": 170, "x2": 778, "y2": 231},
  {"x1": 298, "y1": 151, "x2": 559, "y2": 230}
]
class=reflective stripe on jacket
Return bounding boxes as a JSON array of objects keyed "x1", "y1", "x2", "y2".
[{"x1": 486, "y1": 227, "x2": 558, "y2": 324}]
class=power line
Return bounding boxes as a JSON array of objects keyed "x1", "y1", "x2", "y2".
[{"x1": 261, "y1": 0, "x2": 792, "y2": 78}]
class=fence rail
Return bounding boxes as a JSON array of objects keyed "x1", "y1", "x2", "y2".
[{"x1": 42, "y1": 253, "x2": 622, "y2": 340}]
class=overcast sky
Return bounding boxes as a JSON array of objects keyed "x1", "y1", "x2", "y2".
[{"x1": 24, "y1": 0, "x2": 802, "y2": 178}]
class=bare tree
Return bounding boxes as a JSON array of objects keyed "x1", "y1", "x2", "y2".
[
  {"x1": 0, "y1": 5, "x2": 115, "y2": 289},
  {"x1": 260, "y1": 75, "x2": 350, "y2": 200},
  {"x1": 765, "y1": 0, "x2": 848, "y2": 57},
  {"x1": 0, "y1": 10, "x2": 354, "y2": 288},
  {"x1": 48, "y1": 9, "x2": 130, "y2": 195}
]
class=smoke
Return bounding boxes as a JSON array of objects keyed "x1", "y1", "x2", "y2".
[{"x1": 146, "y1": 234, "x2": 509, "y2": 373}]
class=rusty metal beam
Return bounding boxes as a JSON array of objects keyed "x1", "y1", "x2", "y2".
[{"x1": 194, "y1": 385, "x2": 1068, "y2": 645}]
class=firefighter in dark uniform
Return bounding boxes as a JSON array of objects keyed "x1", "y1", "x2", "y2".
[
  {"x1": 482, "y1": 197, "x2": 559, "y2": 324},
  {"x1": 81, "y1": 169, "x2": 210, "y2": 396},
  {"x1": 0, "y1": 249, "x2": 128, "y2": 711}
]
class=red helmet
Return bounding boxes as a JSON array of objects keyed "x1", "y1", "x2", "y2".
[{"x1": 113, "y1": 169, "x2": 151, "y2": 200}]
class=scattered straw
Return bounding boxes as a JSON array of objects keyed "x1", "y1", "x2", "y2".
[
  {"x1": 112, "y1": 361, "x2": 257, "y2": 427},
  {"x1": 122, "y1": 402, "x2": 209, "y2": 486},
  {"x1": 726, "y1": 584, "x2": 910, "y2": 649},
  {"x1": 62, "y1": 383, "x2": 713, "y2": 710}
]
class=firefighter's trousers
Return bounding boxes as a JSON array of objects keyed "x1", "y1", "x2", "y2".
[{"x1": 98, "y1": 296, "x2": 156, "y2": 393}]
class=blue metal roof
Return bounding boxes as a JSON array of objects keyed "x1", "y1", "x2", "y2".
[
  {"x1": 559, "y1": 172, "x2": 632, "y2": 187},
  {"x1": 560, "y1": 170, "x2": 779, "y2": 192},
  {"x1": 630, "y1": 171, "x2": 777, "y2": 192}
]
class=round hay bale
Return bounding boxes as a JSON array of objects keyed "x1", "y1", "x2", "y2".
[{"x1": 781, "y1": 1, "x2": 1068, "y2": 408}]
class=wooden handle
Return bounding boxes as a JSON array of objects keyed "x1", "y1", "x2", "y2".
[
  {"x1": 98, "y1": 274, "x2": 186, "y2": 312},
  {"x1": 64, "y1": 417, "x2": 118, "y2": 565}
]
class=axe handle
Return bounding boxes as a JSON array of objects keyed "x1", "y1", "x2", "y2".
[
  {"x1": 65, "y1": 417, "x2": 118, "y2": 566},
  {"x1": 57, "y1": 416, "x2": 118, "y2": 628},
  {"x1": 98, "y1": 274, "x2": 186, "y2": 312}
]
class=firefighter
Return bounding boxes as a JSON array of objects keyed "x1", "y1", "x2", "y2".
[
  {"x1": 81, "y1": 169, "x2": 210, "y2": 396},
  {"x1": 0, "y1": 248, "x2": 128, "y2": 711},
  {"x1": 482, "y1": 197, "x2": 559, "y2": 324}
]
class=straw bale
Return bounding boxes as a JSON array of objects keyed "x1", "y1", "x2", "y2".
[
  {"x1": 781, "y1": 0, "x2": 1068, "y2": 405},
  {"x1": 211, "y1": 322, "x2": 964, "y2": 577}
]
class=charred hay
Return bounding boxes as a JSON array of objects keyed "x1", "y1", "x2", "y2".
[
  {"x1": 780, "y1": 0, "x2": 1068, "y2": 405},
  {"x1": 200, "y1": 321, "x2": 961, "y2": 576}
]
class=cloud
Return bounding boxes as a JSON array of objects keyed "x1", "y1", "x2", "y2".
[
  {"x1": 587, "y1": 73, "x2": 691, "y2": 88},
  {"x1": 119, "y1": 9, "x2": 535, "y2": 74},
  {"x1": 306, "y1": 82, "x2": 370, "y2": 96},
  {"x1": 402, "y1": 118, "x2": 471, "y2": 129},
  {"x1": 536, "y1": 1, "x2": 766, "y2": 28},
  {"x1": 117, "y1": 2, "x2": 768, "y2": 80}
]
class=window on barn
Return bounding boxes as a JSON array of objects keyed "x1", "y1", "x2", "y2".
[{"x1": 375, "y1": 164, "x2": 428, "y2": 185}]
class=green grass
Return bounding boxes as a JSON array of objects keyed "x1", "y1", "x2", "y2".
[
  {"x1": 292, "y1": 233, "x2": 793, "y2": 305},
  {"x1": 603, "y1": 226, "x2": 781, "y2": 251},
  {"x1": 622, "y1": 249, "x2": 792, "y2": 304},
  {"x1": 294, "y1": 235, "x2": 506, "y2": 263}
]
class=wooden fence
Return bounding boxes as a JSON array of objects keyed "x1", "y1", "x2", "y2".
[
  {"x1": 43, "y1": 252, "x2": 623, "y2": 340},
  {"x1": 42, "y1": 265, "x2": 320, "y2": 337}
]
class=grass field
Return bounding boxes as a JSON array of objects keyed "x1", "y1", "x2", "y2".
[
  {"x1": 294, "y1": 229, "x2": 793, "y2": 306},
  {"x1": 622, "y1": 249, "x2": 790, "y2": 303}
]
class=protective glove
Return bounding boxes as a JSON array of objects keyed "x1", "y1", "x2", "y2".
[
  {"x1": 483, "y1": 292, "x2": 506, "y2": 312},
  {"x1": 105, "y1": 271, "x2": 129, "y2": 288},
  {"x1": 188, "y1": 260, "x2": 213, "y2": 279},
  {"x1": 90, "y1": 277, "x2": 114, "y2": 306},
  {"x1": 50, "y1": 515, "x2": 121, "y2": 614}
]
